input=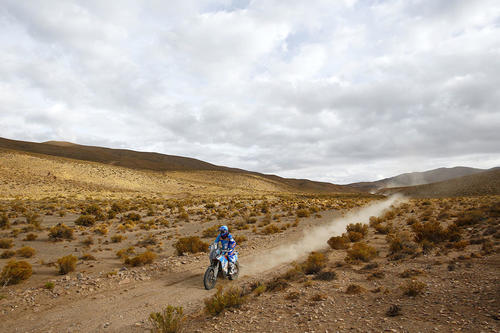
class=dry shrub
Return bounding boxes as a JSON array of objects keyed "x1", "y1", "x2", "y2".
[
  {"x1": 81, "y1": 236, "x2": 94, "y2": 246},
  {"x1": 387, "y1": 232, "x2": 417, "y2": 257},
  {"x1": 401, "y1": 280, "x2": 426, "y2": 296},
  {"x1": 311, "y1": 292, "x2": 327, "y2": 301},
  {"x1": 136, "y1": 234, "x2": 158, "y2": 247},
  {"x1": 369, "y1": 216, "x2": 383, "y2": 226},
  {"x1": 367, "y1": 271, "x2": 385, "y2": 280},
  {"x1": 25, "y1": 212, "x2": 41, "y2": 227},
  {"x1": 265, "y1": 277, "x2": 290, "y2": 292},
  {"x1": 0, "y1": 214, "x2": 9, "y2": 229},
  {"x1": 125, "y1": 250, "x2": 156, "y2": 266},
  {"x1": 204, "y1": 287, "x2": 246, "y2": 315},
  {"x1": 44, "y1": 282, "x2": 55, "y2": 290},
  {"x1": 303, "y1": 252, "x2": 327, "y2": 274},
  {"x1": 455, "y1": 210, "x2": 484, "y2": 226},
  {"x1": 80, "y1": 253, "x2": 96, "y2": 261},
  {"x1": 261, "y1": 224, "x2": 280, "y2": 235},
  {"x1": 346, "y1": 242, "x2": 377, "y2": 262},
  {"x1": 149, "y1": 305, "x2": 185, "y2": 333},
  {"x1": 178, "y1": 211, "x2": 189, "y2": 221},
  {"x1": 202, "y1": 225, "x2": 219, "y2": 238},
  {"x1": 111, "y1": 202, "x2": 126, "y2": 213},
  {"x1": 327, "y1": 235, "x2": 349, "y2": 250},
  {"x1": 93, "y1": 224, "x2": 108, "y2": 235},
  {"x1": 374, "y1": 223, "x2": 392, "y2": 235},
  {"x1": 173, "y1": 237, "x2": 208, "y2": 256},
  {"x1": 57, "y1": 255, "x2": 77, "y2": 274},
  {"x1": 282, "y1": 265, "x2": 306, "y2": 281},
  {"x1": 313, "y1": 270, "x2": 337, "y2": 281},
  {"x1": 346, "y1": 223, "x2": 368, "y2": 236},
  {"x1": 296, "y1": 209, "x2": 310, "y2": 218},
  {"x1": 445, "y1": 223, "x2": 462, "y2": 242},
  {"x1": 453, "y1": 240, "x2": 469, "y2": 250},
  {"x1": 399, "y1": 269, "x2": 423, "y2": 278},
  {"x1": 406, "y1": 217, "x2": 417, "y2": 225},
  {"x1": 0, "y1": 260, "x2": 32, "y2": 285},
  {"x1": 412, "y1": 220, "x2": 448, "y2": 243},
  {"x1": 116, "y1": 246, "x2": 135, "y2": 258},
  {"x1": 75, "y1": 215, "x2": 96, "y2": 227},
  {"x1": 111, "y1": 234, "x2": 125, "y2": 243},
  {"x1": 23, "y1": 233, "x2": 37, "y2": 241},
  {"x1": 234, "y1": 235, "x2": 247, "y2": 244},
  {"x1": 285, "y1": 291, "x2": 300, "y2": 301},
  {"x1": 253, "y1": 283, "x2": 267, "y2": 296},
  {"x1": 1, "y1": 250, "x2": 15, "y2": 259},
  {"x1": 345, "y1": 284, "x2": 364, "y2": 294},
  {"x1": 16, "y1": 246, "x2": 35, "y2": 258},
  {"x1": 345, "y1": 231, "x2": 364, "y2": 242},
  {"x1": 481, "y1": 239, "x2": 494, "y2": 255},
  {"x1": 49, "y1": 223, "x2": 74, "y2": 241},
  {"x1": 0, "y1": 238, "x2": 14, "y2": 249},
  {"x1": 382, "y1": 209, "x2": 396, "y2": 220}
]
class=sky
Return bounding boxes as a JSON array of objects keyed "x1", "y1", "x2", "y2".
[{"x1": 1, "y1": 0, "x2": 500, "y2": 184}]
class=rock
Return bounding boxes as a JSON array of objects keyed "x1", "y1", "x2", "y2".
[{"x1": 119, "y1": 278, "x2": 130, "y2": 285}]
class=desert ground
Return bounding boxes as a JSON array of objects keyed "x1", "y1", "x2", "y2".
[{"x1": 0, "y1": 147, "x2": 499, "y2": 333}]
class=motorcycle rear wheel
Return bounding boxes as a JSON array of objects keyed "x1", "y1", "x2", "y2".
[
  {"x1": 204, "y1": 267, "x2": 217, "y2": 290},
  {"x1": 228, "y1": 262, "x2": 240, "y2": 280}
]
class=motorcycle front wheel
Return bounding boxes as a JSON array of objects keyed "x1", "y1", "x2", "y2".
[{"x1": 204, "y1": 267, "x2": 217, "y2": 290}]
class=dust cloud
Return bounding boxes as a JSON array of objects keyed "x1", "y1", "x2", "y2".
[{"x1": 242, "y1": 195, "x2": 406, "y2": 276}]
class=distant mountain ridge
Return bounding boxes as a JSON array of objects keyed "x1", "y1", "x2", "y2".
[
  {"x1": 0, "y1": 137, "x2": 353, "y2": 193},
  {"x1": 378, "y1": 168, "x2": 500, "y2": 198},
  {"x1": 349, "y1": 166, "x2": 493, "y2": 192}
]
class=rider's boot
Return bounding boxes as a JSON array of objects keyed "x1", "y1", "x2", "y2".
[{"x1": 229, "y1": 262, "x2": 235, "y2": 275}]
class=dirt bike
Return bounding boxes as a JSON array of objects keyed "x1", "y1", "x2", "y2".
[{"x1": 203, "y1": 243, "x2": 240, "y2": 290}]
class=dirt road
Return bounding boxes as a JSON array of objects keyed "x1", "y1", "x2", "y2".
[{"x1": 4, "y1": 202, "x2": 399, "y2": 332}]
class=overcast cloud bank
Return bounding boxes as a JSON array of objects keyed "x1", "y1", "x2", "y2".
[{"x1": 1, "y1": 0, "x2": 499, "y2": 183}]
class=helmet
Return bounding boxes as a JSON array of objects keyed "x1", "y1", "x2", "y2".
[{"x1": 219, "y1": 225, "x2": 229, "y2": 238}]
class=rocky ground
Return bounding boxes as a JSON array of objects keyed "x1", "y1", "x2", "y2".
[{"x1": 1, "y1": 195, "x2": 499, "y2": 332}]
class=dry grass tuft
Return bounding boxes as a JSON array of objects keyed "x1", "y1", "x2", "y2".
[
  {"x1": 173, "y1": 237, "x2": 208, "y2": 256},
  {"x1": 204, "y1": 286, "x2": 246, "y2": 315},
  {"x1": 0, "y1": 260, "x2": 32, "y2": 285},
  {"x1": 302, "y1": 252, "x2": 327, "y2": 274},
  {"x1": 346, "y1": 242, "x2": 377, "y2": 262},
  {"x1": 0, "y1": 238, "x2": 14, "y2": 249},
  {"x1": 345, "y1": 284, "x2": 364, "y2": 294},
  {"x1": 401, "y1": 280, "x2": 426, "y2": 296},
  {"x1": 49, "y1": 223, "x2": 74, "y2": 241},
  {"x1": 149, "y1": 305, "x2": 185, "y2": 333},
  {"x1": 124, "y1": 250, "x2": 156, "y2": 266},
  {"x1": 57, "y1": 255, "x2": 77, "y2": 275},
  {"x1": 327, "y1": 235, "x2": 349, "y2": 250},
  {"x1": 16, "y1": 246, "x2": 36, "y2": 258}
]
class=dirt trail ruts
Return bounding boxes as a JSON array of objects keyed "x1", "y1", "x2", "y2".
[{"x1": 2, "y1": 210, "x2": 347, "y2": 332}]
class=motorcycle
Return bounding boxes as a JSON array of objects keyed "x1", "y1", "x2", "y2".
[{"x1": 203, "y1": 243, "x2": 240, "y2": 290}]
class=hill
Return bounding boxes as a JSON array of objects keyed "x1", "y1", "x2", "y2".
[
  {"x1": 349, "y1": 166, "x2": 490, "y2": 192},
  {"x1": 0, "y1": 137, "x2": 354, "y2": 199},
  {"x1": 378, "y1": 168, "x2": 500, "y2": 197}
]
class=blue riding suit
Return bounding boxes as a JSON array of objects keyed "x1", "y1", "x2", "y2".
[{"x1": 214, "y1": 233, "x2": 237, "y2": 264}]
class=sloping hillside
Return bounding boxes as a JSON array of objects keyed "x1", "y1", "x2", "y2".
[
  {"x1": 0, "y1": 137, "x2": 351, "y2": 194},
  {"x1": 378, "y1": 168, "x2": 500, "y2": 197},
  {"x1": 349, "y1": 166, "x2": 490, "y2": 192}
]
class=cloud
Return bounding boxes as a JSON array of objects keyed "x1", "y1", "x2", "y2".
[{"x1": 1, "y1": 0, "x2": 499, "y2": 183}]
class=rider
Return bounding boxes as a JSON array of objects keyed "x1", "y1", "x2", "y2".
[{"x1": 214, "y1": 225, "x2": 237, "y2": 274}]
